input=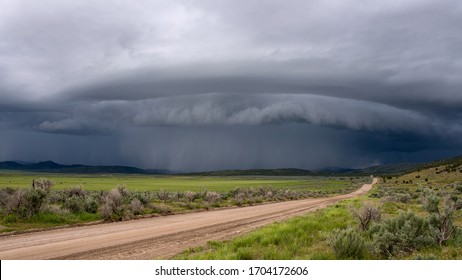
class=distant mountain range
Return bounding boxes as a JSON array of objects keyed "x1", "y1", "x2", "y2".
[
  {"x1": 175, "y1": 155, "x2": 462, "y2": 176},
  {"x1": 0, "y1": 161, "x2": 171, "y2": 175},
  {"x1": 1, "y1": 155, "x2": 461, "y2": 176},
  {"x1": 186, "y1": 164, "x2": 422, "y2": 177}
]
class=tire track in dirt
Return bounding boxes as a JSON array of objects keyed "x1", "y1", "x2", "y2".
[{"x1": 0, "y1": 178, "x2": 376, "y2": 259}]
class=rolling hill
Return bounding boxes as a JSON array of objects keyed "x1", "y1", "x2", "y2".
[
  {"x1": 1, "y1": 154, "x2": 461, "y2": 176},
  {"x1": 0, "y1": 161, "x2": 170, "y2": 174}
]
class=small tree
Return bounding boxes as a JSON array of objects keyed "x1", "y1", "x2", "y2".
[
  {"x1": 422, "y1": 190, "x2": 458, "y2": 246},
  {"x1": 351, "y1": 204, "x2": 381, "y2": 231}
]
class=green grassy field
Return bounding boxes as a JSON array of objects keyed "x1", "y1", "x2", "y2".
[{"x1": 0, "y1": 171, "x2": 363, "y2": 192}]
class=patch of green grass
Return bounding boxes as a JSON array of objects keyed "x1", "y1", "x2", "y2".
[
  {"x1": 176, "y1": 202, "x2": 355, "y2": 260},
  {"x1": 1, "y1": 212, "x2": 100, "y2": 232}
]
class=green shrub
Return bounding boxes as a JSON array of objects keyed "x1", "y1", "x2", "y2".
[
  {"x1": 422, "y1": 192, "x2": 458, "y2": 246},
  {"x1": 130, "y1": 192, "x2": 151, "y2": 205},
  {"x1": 4, "y1": 186, "x2": 51, "y2": 218},
  {"x1": 24, "y1": 188, "x2": 49, "y2": 216},
  {"x1": 116, "y1": 185, "x2": 130, "y2": 197},
  {"x1": 184, "y1": 191, "x2": 197, "y2": 204},
  {"x1": 156, "y1": 190, "x2": 171, "y2": 203},
  {"x1": 328, "y1": 228, "x2": 365, "y2": 259},
  {"x1": 100, "y1": 188, "x2": 124, "y2": 221},
  {"x1": 130, "y1": 198, "x2": 143, "y2": 215},
  {"x1": 205, "y1": 191, "x2": 221, "y2": 205},
  {"x1": 32, "y1": 178, "x2": 53, "y2": 192},
  {"x1": 63, "y1": 197, "x2": 85, "y2": 213},
  {"x1": 67, "y1": 185, "x2": 86, "y2": 198},
  {"x1": 84, "y1": 197, "x2": 98, "y2": 213},
  {"x1": 370, "y1": 211, "x2": 433, "y2": 258}
]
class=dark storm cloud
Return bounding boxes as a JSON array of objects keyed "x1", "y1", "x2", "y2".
[
  {"x1": 64, "y1": 59, "x2": 462, "y2": 115},
  {"x1": 45, "y1": 93, "x2": 442, "y2": 134},
  {"x1": 1, "y1": 0, "x2": 462, "y2": 169}
]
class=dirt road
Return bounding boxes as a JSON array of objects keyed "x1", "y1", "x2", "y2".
[{"x1": 0, "y1": 178, "x2": 377, "y2": 260}]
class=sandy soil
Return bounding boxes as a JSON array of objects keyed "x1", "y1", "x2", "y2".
[{"x1": 0, "y1": 178, "x2": 376, "y2": 260}]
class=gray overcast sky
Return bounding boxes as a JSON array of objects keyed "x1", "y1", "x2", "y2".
[{"x1": 1, "y1": 0, "x2": 461, "y2": 171}]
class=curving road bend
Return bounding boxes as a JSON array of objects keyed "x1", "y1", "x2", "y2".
[{"x1": 0, "y1": 178, "x2": 377, "y2": 260}]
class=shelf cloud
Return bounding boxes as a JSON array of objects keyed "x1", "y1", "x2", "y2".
[{"x1": 1, "y1": 0, "x2": 461, "y2": 170}]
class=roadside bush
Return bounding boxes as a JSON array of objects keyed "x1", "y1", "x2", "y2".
[
  {"x1": 0, "y1": 188, "x2": 15, "y2": 209},
  {"x1": 100, "y1": 188, "x2": 124, "y2": 221},
  {"x1": 156, "y1": 190, "x2": 171, "y2": 203},
  {"x1": 3, "y1": 187, "x2": 51, "y2": 218},
  {"x1": 84, "y1": 197, "x2": 98, "y2": 213},
  {"x1": 47, "y1": 190, "x2": 66, "y2": 204},
  {"x1": 130, "y1": 198, "x2": 144, "y2": 215},
  {"x1": 184, "y1": 191, "x2": 197, "y2": 204},
  {"x1": 128, "y1": 192, "x2": 151, "y2": 206},
  {"x1": 370, "y1": 211, "x2": 433, "y2": 258},
  {"x1": 100, "y1": 203, "x2": 114, "y2": 221},
  {"x1": 282, "y1": 189, "x2": 297, "y2": 200},
  {"x1": 328, "y1": 228, "x2": 365, "y2": 259},
  {"x1": 13, "y1": 178, "x2": 53, "y2": 216},
  {"x1": 4, "y1": 189, "x2": 28, "y2": 217},
  {"x1": 24, "y1": 188, "x2": 49, "y2": 217},
  {"x1": 351, "y1": 204, "x2": 381, "y2": 231},
  {"x1": 232, "y1": 192, "x2": 246, "y2": 206},
  {"x1": 205, "y1": 191, "x2": 221, "y2": 205},
  {"x1": 63, "y1": 197, "x2": 85, "y2": 213}
]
